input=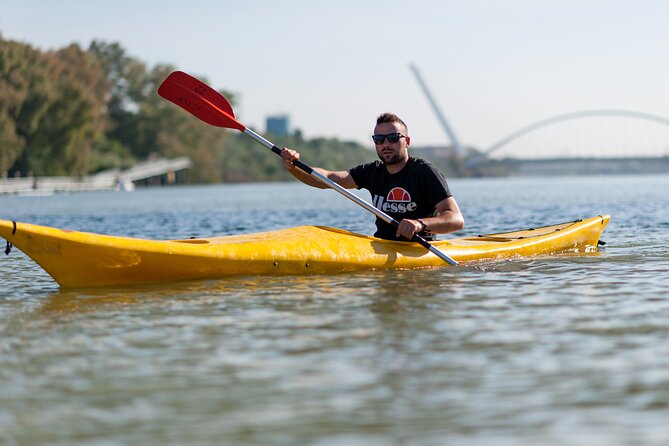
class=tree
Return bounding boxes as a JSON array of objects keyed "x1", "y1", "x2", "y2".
[
  {"x1": 89, "y1": 40, "x2": 149, "y2": 156},
  {"x1": 31, "y1": 44, "x2": 108, "y2": 176},
  {"x1": 0, "y1": 37, "x2": 49, "y2": 175},
  {"x1": 1, "y1": 38, "x2": 108, "y2": 177},
  {"x1": 1, "y1": 37, "x2": 375, "y2": 183},
  {"x1": 88, "y1": 42, "x2": 235, "y2": 182}
]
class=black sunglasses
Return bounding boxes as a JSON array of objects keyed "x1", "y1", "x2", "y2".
[{"x1": 372, "y1": 132, "x2": 406, "y2": 145}]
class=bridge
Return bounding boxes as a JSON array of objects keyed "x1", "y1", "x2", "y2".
[
  {"x1": 0, "y1": 156, "x2": 192, "y2": 195},
  {"x1": 483, "y1": 109, "x2": 669, "y2": 159},
  {"x1": 409, "y1": 64, "x2": 669, "y2": 174},
  {"x1": 467, "y1": 110, "x2": 669, "y2": 175}
]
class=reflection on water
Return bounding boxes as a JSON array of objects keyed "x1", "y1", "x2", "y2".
[{"x1": 1, "y1": 176, "x2": 669, "y2": 445}]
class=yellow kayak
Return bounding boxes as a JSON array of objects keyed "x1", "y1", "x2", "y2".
[{"x1": 1, "y1": 215, "x2": 610, "y2": 288}]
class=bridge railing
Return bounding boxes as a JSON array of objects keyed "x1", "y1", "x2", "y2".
[{"x1": 0, "y1": 156, "x2": 192, "y2": 195}]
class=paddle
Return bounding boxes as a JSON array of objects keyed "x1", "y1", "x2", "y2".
[{"x1": 157, "y1": 71, "x2": 458, "y2": 266}]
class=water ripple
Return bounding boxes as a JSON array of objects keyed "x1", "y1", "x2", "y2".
[{"x1": 2, "y1": 177, "x2": 669, "y2": 445}]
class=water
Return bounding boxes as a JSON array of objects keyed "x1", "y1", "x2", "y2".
[{"x1": 1, "y1": 175, "x2": 668, "y2": 445}]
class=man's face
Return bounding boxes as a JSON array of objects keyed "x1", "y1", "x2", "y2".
[{"x1": 373, "y1": 121, "x2": 410, "y2": 165}]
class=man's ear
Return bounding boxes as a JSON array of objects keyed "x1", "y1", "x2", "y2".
[{"x1": 405, "y1": 136, "x2": 411, "y2": 146}]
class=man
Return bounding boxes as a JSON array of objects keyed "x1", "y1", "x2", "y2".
[{"x1": 281, "y1": 113, "x2": 464, "y2": 241}]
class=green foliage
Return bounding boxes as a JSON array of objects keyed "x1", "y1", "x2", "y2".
[
  {"x1": 89, "y1": 135, "x2": 135, "y2": 172},
  {"x1": 1, "y1": 39, "x2": 108, "y2": 177},
  {"x1": 221, "y1": 131, "x2": 373, "y2": 182},
  {"x1": 0, "y1": 38, "x2": 49, "y2": 174},
  {"x1": 0, "y1": 36, "x2": 374, "y2": 183}
]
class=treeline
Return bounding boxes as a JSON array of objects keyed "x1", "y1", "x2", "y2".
[{"x1": 0, "y1": 36, "x2": 372, "y2": 182}]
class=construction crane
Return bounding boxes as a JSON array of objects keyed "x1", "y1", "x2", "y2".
[{"x1": 409, "y1": 64, "x2": 465, "y2": 158}]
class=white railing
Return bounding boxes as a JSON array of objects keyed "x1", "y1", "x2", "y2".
[{"x1": 0, "y1": 157, "x2": 192, "y2": 195}]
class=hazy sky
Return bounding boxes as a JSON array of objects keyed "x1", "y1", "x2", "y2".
[{"x1": 2, "y1": 0, "x2": 668, "y2": 156}]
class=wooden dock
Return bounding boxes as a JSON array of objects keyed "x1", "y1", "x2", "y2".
[{"x1": 0, "y1": 157, "x2": 192, "y2": 195}]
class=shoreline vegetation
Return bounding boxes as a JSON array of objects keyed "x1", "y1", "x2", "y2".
[
  {"x1": 2, "y1": 36, "x2": 666, "y2": 187},
  {"x1": 0, "y1": 36, "x2": 377, "y2": 185}
]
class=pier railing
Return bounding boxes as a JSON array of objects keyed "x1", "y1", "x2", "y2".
[{"x1": 0, "y1": 156, "x2": 192, "y2": 195}]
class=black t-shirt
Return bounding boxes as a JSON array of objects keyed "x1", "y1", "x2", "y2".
[{"x1": 349, "y1": 157, "x2": 452, "y2": 241}]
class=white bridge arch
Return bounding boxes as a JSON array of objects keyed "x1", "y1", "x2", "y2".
[{"x1": 484, "y1": 110, "x2": 669, "y2": 157}]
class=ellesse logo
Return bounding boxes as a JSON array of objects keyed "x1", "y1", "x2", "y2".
[
  {"x1": 373, "y1": 187, "x2": 418, "y2": 213},
  {"x1": 387, "y1": 187, "x2": 411, "y2": 202}
]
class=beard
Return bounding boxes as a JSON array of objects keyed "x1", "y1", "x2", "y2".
[{"x1": 378, "y1": 151, "x2": 402, "y2": 165}]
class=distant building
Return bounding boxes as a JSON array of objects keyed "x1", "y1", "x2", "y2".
[{"x1": 266, "y1": 115, "x2": 290, "y2": 136}]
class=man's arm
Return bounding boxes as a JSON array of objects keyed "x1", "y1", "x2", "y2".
[
  {"x1": 395, "y1": 196, "x2": 465, "y2": 240},
  {"x1": 281, "y1": 148, "x2": 357, "y2": 189}
]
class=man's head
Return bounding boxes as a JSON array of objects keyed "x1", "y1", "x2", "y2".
[
  {"x1": 376, "y1": 113, "x2": 408, "y2": 134},
  {"x1": 373, "y1": 113, "x2": 410, "y2": 165}
]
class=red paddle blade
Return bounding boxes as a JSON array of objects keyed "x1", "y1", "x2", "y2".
[{"x1": 158, "y1": 71, "x2": 246, "y2": 132}]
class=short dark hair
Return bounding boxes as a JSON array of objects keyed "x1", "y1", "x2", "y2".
[{"x1": 376, "y1": 113, "x2": 408, "y2": 133}]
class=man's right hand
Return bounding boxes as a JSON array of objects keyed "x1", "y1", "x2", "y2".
[{"x1": 280, "y1": 148, "x2": 300, "y2": 171}]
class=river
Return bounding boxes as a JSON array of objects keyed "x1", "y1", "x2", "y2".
[{"x1": 1, "y1": 175, "x2": 668, "y2": 445}]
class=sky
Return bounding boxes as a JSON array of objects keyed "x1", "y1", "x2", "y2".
[{"x1": 1, "y1": 0, "x2": 668, "y2": 157}]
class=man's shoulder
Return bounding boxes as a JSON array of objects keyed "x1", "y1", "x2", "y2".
[
  {"x1": 408, "y1": 156, "x2": 429, "y2": 165},
  {"x1": 350, "y1": 160, "x2": 383, "y2": 173},
  {"x1": 408, "y1": 156, "x2": 441, "y2": 172}
]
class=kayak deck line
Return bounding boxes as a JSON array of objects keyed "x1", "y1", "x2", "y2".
[
  {"x1": 464, "y1": 215, "x2": 608, "y2": 242},
  {"x1": 0, "y1": 215, "x2": 610, "y2": 289}
]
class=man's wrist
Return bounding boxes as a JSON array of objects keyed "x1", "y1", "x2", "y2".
[{"x1": 417, "y1": 219, "x2": 428, "y2": 233}]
